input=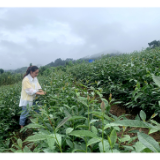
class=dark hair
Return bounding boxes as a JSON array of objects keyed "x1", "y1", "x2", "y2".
[{"x1": 23, "y1": 66, "x2": 39, "y2": 79}]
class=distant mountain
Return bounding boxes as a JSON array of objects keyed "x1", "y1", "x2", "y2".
[
  {"x1": 5, "y1": 64, "x2": 43, "y2": 74},
  {"x1": 5, "y1": 67, "x2": 28, "y2": 74},
  {"x1": 4, "y1": 51, "x2": 121, "y2": 74},
  {"x1": 80, "y1": 50, "x2": 121, "y2": 60}
]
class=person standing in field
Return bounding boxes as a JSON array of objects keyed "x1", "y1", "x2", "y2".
[{"x1": 19, "y1": 66, "x2": 46, "y2": 129}]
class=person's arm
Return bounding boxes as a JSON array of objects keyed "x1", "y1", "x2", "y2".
[
  {"x1": 23, "y1": 79, "x2": 46, "y2": 95},
  {"x1": 36, "y1": 80, "x2": 46, "y2": 95}
]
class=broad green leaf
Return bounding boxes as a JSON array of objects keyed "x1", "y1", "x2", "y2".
[
  {"x1": 14, "y1": 150, "x2": 23, "y2": 154},
  {"x1": 109, "y1": 149, "x2": 120, "y2": 153},
  {"x1": 24, "y1": 134, "x2": 48, "y2": 142},
  {"x1": 47, "y1": 137, "x2": 55, "y2": 149},
  {"x1": 127, "y1": 136, "x2": 138, "y2": 145},
  {"x1": 140, "y1": 110, "x2": 146, "y2": 121},
  {"x1": 98, "y1": 140, "x2": 110, "y2": 152},
  {"x1": 10, "y1": 148, "x2": 17, "y2": 152},
  {"x1": 137, "y1": 132, "x2": 160, "y2": 153},
  {"x1": 133, "y1": 141, "x2": 146, "y2": 152},
  {"x1": 88, "y1": 111, "x2": 112, "y2": 121},
  {"x1": 104, "y1": 120, "x2": 153, "y2": 129},
  {"x1": 66, "y1": 139, "x2": 73, "y2": 148},
  {"x1": 68, "y1": 116, "x2": 86, "y2": 121},
  {"x1": 100, "y1": 101, "x2": 106, "y2": 112},
  {"x1": 69, "y1": 130, "x2": 98, "y2": 138},
  {"x1": 23, "y1": 146, "x2": 31, "y2": 153},
  {"x1": 110, "y1": 129, "x2": 117, "y2": 149},
  {"x1": 64, "y1": 109, "x2": 72, "y2": 117},
  {"x1": 131, "y1": 151, "x2": 136, "y2": 153},
  {"x1": 97, "y1": 81, "x2": 101, "y2": 86},
  {"x1": 55, "y1": 134, "x2": 62, "y2": 147},
  {"x1": 33, "y1": 147, "x2": 41, "y2": 154},
  {"x1": 159, "y1": 101, "x2": 160, "y2": 107},
  {"x1": 150, "y1": 119, "x2": 159, "y2": 125},
  {"x1": 131, "y1": 61, "x2": 134, "y2": 67},
  {"x1": 90, "y1": 119, "x2": 99, "y2": 124},
  {"x1": 112, "y1": 101, "x2": 122, "y2": 105},
  {"x1": 56, "y1": 117, "x2": 70, "y2": 129},
  {"x1": 148, "y1": 128, "x2": 159, "y2": 134},
  {"x1": 152, "y1": 74, "x2": 160, "y2": 87},
  {"x1": 75, "y1": 125, "x2": 88, "y2": 129},
  {"x1": 66, "y1": 128, "x2": 74, "y2": 134},
  {"x1": 113, "y1": 126, "x2": 120, "y2": 132},
  {"x1": 17, "y1": 139, "x2": 22, "y2": 148},
  {"x1": 43, "y1": 148, "x2": 56, "y2": 153},
  {"x1": 87, "y1": 137, "x2": 102, "y2": 146},
  {"x1": 108, "y1": 113, "x2": 118, "y2": 120},
  {"x1": 91, "y1": 126, "x2": 98, "y2": 135},
  {"x1": 123, "y1": 145, "x2": 134, "y2": 151},
  {"x1": 108, "y1": 136, "x2": 111, "y2": 147},
  {"x1": 134, "y1": 93, "x2": 143, "y2": 101},
  {"x1": 119, "y1": 135, "x2": 130, "y2": 143},
  {"x1": 20, "y1": 124, "x2": 45, "y2": 132},
  {"x1": 30, "y1": 118, "x2": 39, "y2": 123},
  {"x1": 135, "y1": 115, "x2": 140, "y2": 120},
  {"x1": 72, "y1": 149, "x2": 85, "y2": 153},
  {"x1": 76, "y1": 97, "x2": 88, "y2": 107}
]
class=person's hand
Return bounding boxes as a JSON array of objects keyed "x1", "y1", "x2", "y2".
[{"x1": 36, "y1": 90, "x2": 46, "y2": 95}]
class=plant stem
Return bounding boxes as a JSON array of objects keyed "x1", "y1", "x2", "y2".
[
  {"x1": 102, "y1": 111, "x2": 105, "y2": 152},
  {"x1": 54, "y1": 132, "x2": 62, "y2": 153},
  {"x1": 85, "y1": 137, "x2": 87, "y2": 153}
]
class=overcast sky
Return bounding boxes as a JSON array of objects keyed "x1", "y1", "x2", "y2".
[{"x1": 0, "y1": 7, "x2": 160, "y2": 70}]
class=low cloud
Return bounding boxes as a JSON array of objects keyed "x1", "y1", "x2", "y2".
[{"x1": 0, "y1": 8, "x2": 160, "y2": 70}]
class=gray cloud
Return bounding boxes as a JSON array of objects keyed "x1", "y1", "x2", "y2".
[{"x1": 0, "y1": 7, "x2": 160, "y2": 70}]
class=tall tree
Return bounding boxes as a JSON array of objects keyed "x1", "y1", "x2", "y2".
[
  {"x1": 0, "y1": 69, "x2": 4, "y2": 74},
  {"x1": 148, "y1": 40, "x2": 160, "y2": 48}
]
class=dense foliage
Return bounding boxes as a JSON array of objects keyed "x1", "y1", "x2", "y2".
[
  {"x1": 0, "y1": 72, "x2": 23, "y2": 86},
  {"x1": 1, "y1": 47, "x2": 160, "y2": 152},
  {"x1": 67, "y1": 47, "x2": 160, "y2": 118}
]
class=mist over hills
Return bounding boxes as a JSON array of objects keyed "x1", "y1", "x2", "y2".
[
  {"x1": 4, "y1": 64, "x2": 42, "y2": 74},
  {"x1": 81, "y1": 50, "x2": 121, "y2": 59},
  {"x1": 4, "y1": 50, "x2": 122, "y2": 73}
]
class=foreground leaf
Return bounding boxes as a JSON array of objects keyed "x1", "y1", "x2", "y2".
[
  {"x1": 99, "y1": 140, "x2": 110, "y2": 152},
  {"x1": 56, "y1": 117, "x2": 70, "y2": 129},
  {"x1": 17, "y1": 139, "x2": 22, "y2": 149},
  {"x1": 20, "y1": 124, "x2": 45, "y2": 132},
  {"x1": 87, "y1": 138, "x2": 102, "y2": 146},
  {"x1": 69, "y1": 130, "x2": 98, "y2": 138},
  {"x1": 68, "y1": 116, "x2": 86, "y2": 121},
  {"x1": 24, "y1": 134, "x2": 48, "y2": 142},
  {"x1": 119, "y1": 135, "x2": 130, "y2": 143},
  {"x1": 152, "y1": 74, "x2": 160, "y2": 87},
  {"x1": 140, "y1": 110, "x2": 146, "y2": 122},
  {"x1": 137, "y1": 132, "x2": 160, "y2": 153},
  {"x1": 66, "y1": 128, "x2": 74, "y2": 134},
  {"x1": 104, "y1": 120, "x2": 154, "y2": 129},
  {"x1": 14, "y1": 150, "x2": 23, "y2": 153},
  {"x1": 110, "y1": 129, "x2": 117, "y2": 149},
  {"x1": 133, "y1": 141, "x2": 146, "y2": 152}
]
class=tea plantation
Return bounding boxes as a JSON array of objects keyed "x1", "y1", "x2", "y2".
[{"x1": 1, "y1": 47, "x2": 160, "y2": 152}]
